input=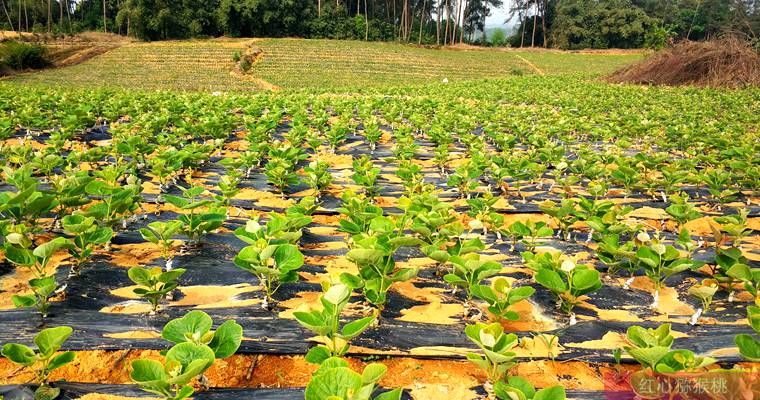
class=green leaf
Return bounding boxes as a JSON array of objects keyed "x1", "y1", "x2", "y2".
[
  {"x1": 33, "y1": 237, "x2": 71, "y2": 260},
  {"x1": 130, "y1": 359, "x2": 168, "y2": 382},
  {"x1": 346, "y1": 248, "x2": 385, "y2": 265},
  {"x1": 304, "y1": 366, "x2": 362, "y2": 400},
  {"x1": 534, "y1": 268, "x2": 566, "y2": 293},
  {"x1": 11, "y1": 295, "x2": 36, "y2": 308},
  {"x1": 165, "y1": 342, "x2": 215, "y2": 375},
  {"x1": 34, "y1": 385, "x2": 60, "y2": 400},
  {"x1": 534, "y1": 385, "x2": 566, "y2": 400},
  {"x1": 1, "y1": 343, "x2": 37, "y2": 366},
  {"x1": 175, "y1": 385, "x2": 195, "y2": 400},
  {"x1": 34, "y1": 326, "x2": 73, "y2": 358},
  {"x1": 3, "y1": 246, "x2": 35, "y2": 267},
  {"x1": 736, "y1": 334, "x2": 760, "y2": 362},
  {"x1": 128, "y1": 267, "x2": 154, "y2": 287},
  {"x1": 273, "y1": 244, "x2": 304, "y2": 272},
  {"x1": 208, "y1": 320, "x2": 243, "y2": 359},
  {"x1": 48, "y1": 351, "x2": 75, "y2": 371},
  {"x1": 748, "y1": 306, "x2": 760, "y2": 334},
  {"x1": 374, "y1": 388, "x2": 403, "y2": 400},
  {"x1": 572, "y1": 268, "x2": 600, "y2": 290},
  {"x1": 162, "y1": 310, "x2": 213, "y2": 345},
  {"x1": 304, "y1": 345, "x2": 332, "y2": 365},
  {"x1": 361, "y1": 363, "x2": 387, "y2": 385},
  {"x1": 341, "y1": 316, "x2": 375, "y2": 339}
]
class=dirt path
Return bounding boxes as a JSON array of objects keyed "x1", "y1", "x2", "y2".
[{"x1": 515, "y1": 54, "x2": 545, "y2": 75}]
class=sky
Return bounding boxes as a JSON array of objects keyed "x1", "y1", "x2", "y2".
[{"x1": 485, "y1": 1, "x2": 517, "y2": 29}]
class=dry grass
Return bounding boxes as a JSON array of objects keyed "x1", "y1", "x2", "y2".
[{"x1": 606, "y1": 36, "x2": 760, "y2": 88}]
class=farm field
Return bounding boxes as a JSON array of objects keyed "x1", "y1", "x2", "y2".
[
  {"x1": 0, "y1": 40, "x2": 759, "y2": 400},
  {"x1": 5, "y1": 38, "x2": 642, "y2": 91}
]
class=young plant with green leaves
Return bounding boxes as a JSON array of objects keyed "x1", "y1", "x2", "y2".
[
  {"x1": 127, "y1": 266, "x2": 187, "y2": 314},
  {"x1": 341, "y1": 216, "x2": 420, "y2": 310},
  {"x1": 501, "y1": 220, "x2": 553, "y2": 252},
  {"x1": 443, "y1": 253, "x2": 502, "y2": 301},
  {"x1": 352, "y1": 155, "x2": 381, "y2": 198},
  {"x1": 714, "y1": 208, "x2": 753, "y2": 249},
  {"x1": 233, "y1": 218, "x2": 305, "y2": 308},
  {"x1": 665, "y1": 194, "x2": 702, "y2": 232},
  {"x1": 4, "y1": 236, "x2": 71, "y2": 318},
  {"x1": 164, "y1": 185, "x2": 226, "y2": 244},
  {"x1": 303, "y1": 160, "x2": 333, "y2": 199},
  {"x1": 130, "y1": 310, "x2": 242, "y2": 398},
  {"x1": 622, "y1": 324, "x2": 716, "y2": 373},
  {"x1": 472, "y1": 277, "x2": 535, "y2": 322},
  {"x1": 62, "y1": 215, "x2": 113, "y2": 276},
  {"x1": 294, "y1": 283, "x2": 376, "y2": 364},
  {"x1": 1, "y1": 326, "x2": 75, "y2": 400},
  {"x1": 539, "y1": 199, "x2": 578, "y2": 241},
  {"x1": 465, "y1": 322, "x2": 518, "y2": 390},
  {"x1": 140, "y1": 221, "x2": 183, "y2": 270},
  {"x1": 494, "y1": 376, "x2": 566, "y2": 400},
  {"x1": 687, "y1": 279, "x2": 719, "y2": 325},
  {"x1": 634, "y1": 232, "x2": 693, "y2": 308},
  {"x1": 527, "y1": 254, "x2": 601, "y2": 324},
  {"x1": 304, "y1": 357, "x2": 402, "y2": 400}
]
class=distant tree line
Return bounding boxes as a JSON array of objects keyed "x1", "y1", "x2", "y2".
[
  {"x1": 508, "y1": 0, "x2": 760, "y2": 49},
  {"x1": 0, "y1": 0, "x2": 757, "y2": 48}
]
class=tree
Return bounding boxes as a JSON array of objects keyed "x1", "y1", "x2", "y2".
[{"x1": 490, "y1": 26, "x2": 505, "y2": 45}]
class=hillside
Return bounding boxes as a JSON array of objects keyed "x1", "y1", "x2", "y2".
[{"x1": 6, "y1": 38, "x2": 642, "y2": 91}]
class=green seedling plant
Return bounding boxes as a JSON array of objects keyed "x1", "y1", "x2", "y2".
[
  {"x1": 4, "y1": 236, "x2": 71, "y2": 318},
  {"x1": 501, "y1": 220, "x2": 553, "y2": 252},
  {"x1": 352, "y1": 155, "x2": 381, "y2": 198},
  {"x1": 140, "y1": 221, "x2": 183, "y2": 270},
  {"x1": 61, "y1": 215, "x2": 113, "y2": 276},
  {"x1": 727, "y1": 263, "x2": 760, "y2": 307},
  {"x1": 622, "y1": 324, "x2": 716, "y2": 373},
  {"x1": 130, "y1": 342, "x2": 213, "y2": 400},
  {"x1": 294, "y1": 283, "x2": 376, "y2": 364},
  {"x1": 526, "y1": 253, "x2": 601, "y2": 325},
  {"x1": 127, "y1": 266, "x2": 187, "y2": 314},
  {"x1": 539, "y1": 199, "x2": 578, "y2": 241},
  {"x1": 714, "y1": 208, "x2": 753, "y2": 249},
  {"x1": 634, "y1": 232, "x2": 693, "y2": 308},
  {"x1": 735, "y1": 306, "x2": 760, "y2": 361},
  {"x1": 494, "y1": 376, "x2": 566, "y2": 400},
  {"x1": 362, "y1": 117, "x2": 382, "y2": 153},
  {"x1": 214, "y1": 174, "x2": 242, "y2": 211},
  {"x1": 687, "y1": 279, "x2": 719, "y2": 325},
  {"x1": 303, "y1": 160, "x2": 333, "y2": 199},
  {"x1": 576, "y1": 197, "x2": 633, "y2": 242},
  {"x1": 595, "y1": 233, "x2": 637, "y2": 279},
  {"x1": 1, "y1": 326, "x2": 75, "y2": 400},
  {"x1": 341, "y1": 216, "x2": 420, "y2": 310},
  {"x1": 233, "y1": 218, "x2": 305, "y2": 308},
  {"x1": 304, "y1": 357, "x2": 402, "y2": 400},
  {"x1": 336, "y1": 191, "x2": 383, "y2": 239},
  {"x1": 164, "y1": 185, "x2": 226, "y2": 244},
  {"x1": 465, "y1": 322, "x2": 518, "y2": 394},
  {"x1": 447, "y1": 160, "x2": 481, "y2": 199},
  {"x1": 160, "y1": 310, "x2": 243, "y2": 387},
  {"x1": 443, "y1": 253, "x2": 502, "y2": 302},
  {"x1": 467, "y1": 191, "x2": 503, "y2": 237},
  {"x1": 665, "y1": 194, "x2": 702, "y2": 232},
  {"x1": 395, "y1": 160, "x2": 425, "y2": 196},
  {"x1": 471, "y1": 277, "x2": 535, "y2": 322},
  {"x1": 81, "y1": 177, "x2": 142, "y2": 228}
]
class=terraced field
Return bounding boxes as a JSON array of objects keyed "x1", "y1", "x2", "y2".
[{"x1": 7, "y1": 39, "x2": 642, "y2": 91}]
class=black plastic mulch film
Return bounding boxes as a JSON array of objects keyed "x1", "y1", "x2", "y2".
[{"x1": 0, "y1": 123, "x2": 758, "y2": 398}]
